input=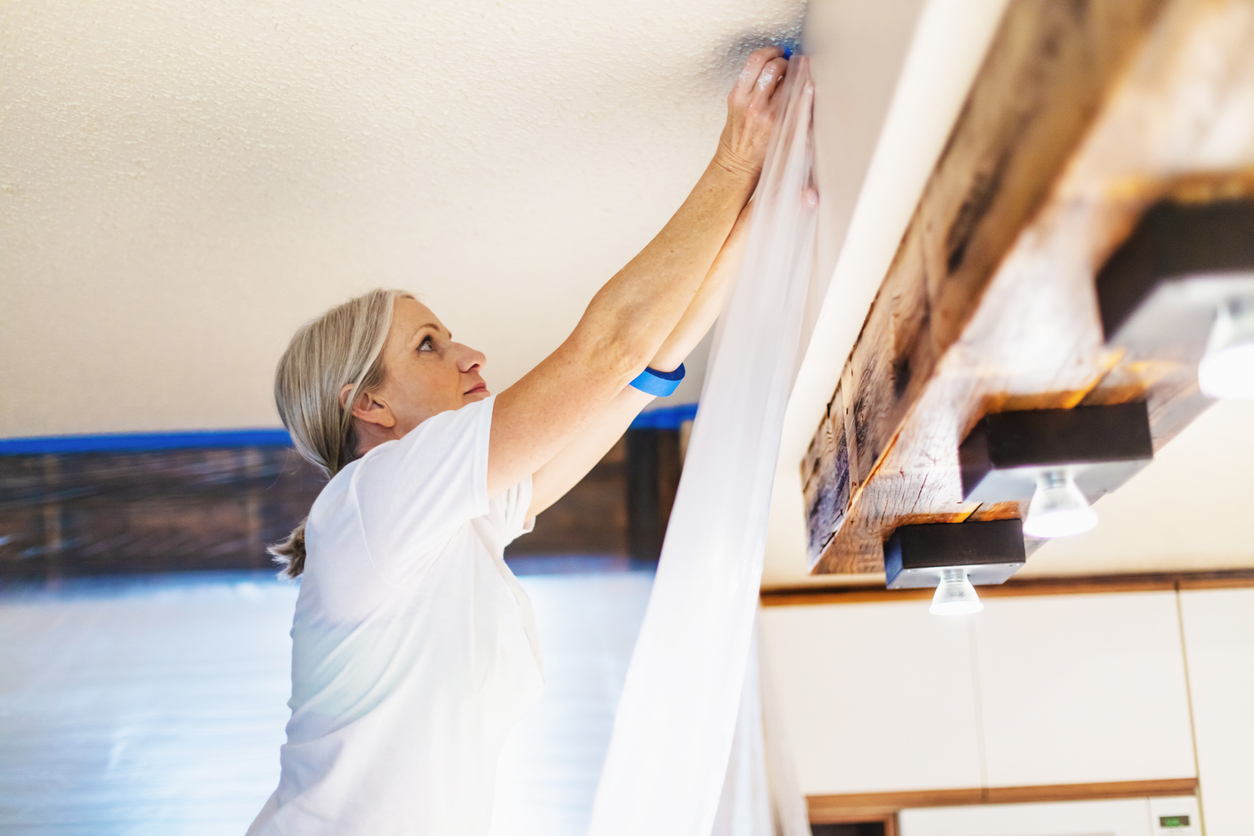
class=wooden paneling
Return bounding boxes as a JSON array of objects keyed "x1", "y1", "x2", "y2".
[
  {"x1": 803, "y1": 0, "x2": 1254, "y2": 575},
  {"x1": 0, "y1": 429, "x2": 680, "y2": 577},
  {"x1": 0, "y1": 446, "x2": 324, "y2": 579},
  {"x1": 508, "y1": 438, "x2": 630, "y2": 558}
]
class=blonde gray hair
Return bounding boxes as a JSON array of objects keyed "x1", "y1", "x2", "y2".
[{"x1": 268, "y1": 288, "x2": 413, "y2": 578}]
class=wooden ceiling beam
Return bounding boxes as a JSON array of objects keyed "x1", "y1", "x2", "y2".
[{"x1": 802, "y1": 0, "x2": 1254, "y2": 575}]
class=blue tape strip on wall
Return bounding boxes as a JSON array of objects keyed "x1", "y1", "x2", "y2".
[{"x1": 628, "y1": 363, "x2": 685, "y2": 397}]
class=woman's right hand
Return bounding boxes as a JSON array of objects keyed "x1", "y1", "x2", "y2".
[{"x1": 713, "y1": 46, "x2": 790, "y2": 181}]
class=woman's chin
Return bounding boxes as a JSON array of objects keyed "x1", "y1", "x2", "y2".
[{"x1": 463, "y1": 389, "x2": 490, "y2": 403}]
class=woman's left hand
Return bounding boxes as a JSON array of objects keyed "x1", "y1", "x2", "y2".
[{"x1": 713, "y1": 46, "x2": 789, "y2": 180}]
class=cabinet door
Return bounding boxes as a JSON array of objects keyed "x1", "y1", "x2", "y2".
[
  {"x1": 760, "y1": 601, "x2": 982, "y2": 796},
  {"x1": 900, "y1": 796, "x2": 1176, "y2": 836},
  {"x1": 1178, "y1": 587, "x2": 1254, "y2": 836},
  {"x1": 972, "y1": 592, "x2": 1195, "y2": 788}
]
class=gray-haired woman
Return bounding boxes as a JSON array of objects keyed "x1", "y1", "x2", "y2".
[{"x1": 248, "y1": 47, "x2": 790, "y2": 836}]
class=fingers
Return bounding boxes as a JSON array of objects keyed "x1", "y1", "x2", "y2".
[
  {"x1": 749, "y1": 56, "x2": 788, "y2": 108},
  {"x1": 732, "y1": 46, "x2": 785, "y2": 103}
]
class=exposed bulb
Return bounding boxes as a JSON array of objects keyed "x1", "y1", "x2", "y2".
[
  {"x1": 1198, "y1": 298, "x2": 1254, "y2": 400},
  {"x1": 930, "y1": 567, "x2": 983, "y2": 616},
  {"x1": 1023, "y1": 469, "x2": 1097, "y2": 539}
]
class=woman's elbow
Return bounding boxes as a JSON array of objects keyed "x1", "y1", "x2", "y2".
[{"x1": 567, "y1": 323, "x2": 651, "y2": 384}]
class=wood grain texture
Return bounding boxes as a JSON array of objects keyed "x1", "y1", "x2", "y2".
[
  {"x1": 806, "y1": 777, "x2": 1198, "y2": 821},
  {"x1": 0, "y1": 432, "x2": 659, "y2": 577},
  {"x1": 806, "y1": 0, "x2": 1254, "y2": 575}
]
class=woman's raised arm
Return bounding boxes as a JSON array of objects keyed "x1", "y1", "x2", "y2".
[
  {"x1": 487, "y1": 47, "x2": 788, "y2": 498},
  {"x1": 524, "y1": 200, "x2": 754, "y2": 515}
]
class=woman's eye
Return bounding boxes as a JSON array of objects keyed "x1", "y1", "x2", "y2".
[{"x1": 419, "y1": 337, "x2": 434, "y2": 352}]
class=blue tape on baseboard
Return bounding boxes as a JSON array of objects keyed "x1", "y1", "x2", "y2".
[
  {"x1": 0, "y1": 429, "x2": 294, "y2": 456},
  {"x1": 629, "y1": 402, "x2": 698, "y2": 431}
]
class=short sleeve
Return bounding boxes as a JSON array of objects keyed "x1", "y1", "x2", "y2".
[{"x1": 350, "y1": 396, "x2": 494, "y2": 583}]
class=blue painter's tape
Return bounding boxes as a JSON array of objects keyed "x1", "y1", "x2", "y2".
[
  {"x1": 630, "y1": 402, "x2": 698, "y2": 431},
  {"x1": 0, "y1": 429, "x2": 294, "y2": 456},
  {"x1": 628, "y1": 363, "x2": 685, "y2": 397}
]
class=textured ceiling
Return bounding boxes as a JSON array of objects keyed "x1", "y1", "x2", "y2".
[{"x1": 0, "y1": 0, "x2": 802, "y2": 437}]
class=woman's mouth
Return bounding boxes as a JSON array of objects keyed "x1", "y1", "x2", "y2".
[{"x1": 465, "y1": 382, "x2": 488, "y2": 396}]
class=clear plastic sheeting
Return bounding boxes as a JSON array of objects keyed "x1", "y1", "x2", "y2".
[
  {"x1": 711, "y1": 628, "x2": 812, "y2": 836},
  {"x1": 588, "y1": 56, "x2": 817, "y2": 836},
  {"x1": 0, "y1": 570, "x2": 660, "y2": 836}
]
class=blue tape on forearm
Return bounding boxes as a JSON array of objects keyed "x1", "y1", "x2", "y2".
[{"x1": 629, "y1": 363, "x2": 686, "y2": 397}]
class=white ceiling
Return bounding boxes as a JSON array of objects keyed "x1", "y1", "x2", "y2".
[
  {"x1": 4, "y1": 0, "x2": 1250, "y2": 584},
  {"x1": 0, "y1": 0, "x2": 801, "y2": 437}
]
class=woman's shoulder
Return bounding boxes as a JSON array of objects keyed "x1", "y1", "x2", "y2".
[{"x1": 308, "y1": 399, "x2": 497, "y2": 583}]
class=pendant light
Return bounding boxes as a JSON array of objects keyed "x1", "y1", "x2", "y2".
[
  {"x1": 1198, "y1": 298, "x2": 1254, "y2": 400},
  {"x1": 1022, "y1": 469, "x2": 1098, "y2": 539},
  {"x1": 929, "y1": 567, "x2": 984, "y2": 616}
]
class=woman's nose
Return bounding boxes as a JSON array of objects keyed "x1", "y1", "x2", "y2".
[{"x1": 455, "y1": 344, "x2": 486, "y2": 373}]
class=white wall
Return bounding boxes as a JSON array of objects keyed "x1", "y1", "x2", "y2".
[
  {"x1": 1178, "y1": 588, "x2": 1254, "y2": 836},
  {"x1": 762, "y1": 588, "x2": 1254, "y2": 830}
]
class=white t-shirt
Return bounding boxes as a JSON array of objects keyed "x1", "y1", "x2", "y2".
[{"x1": 248, "y1": 396, "x2": 545, "y2": 836}]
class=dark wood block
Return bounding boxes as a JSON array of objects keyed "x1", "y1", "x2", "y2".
[
  {"x1": 1097, "y1": 199, "x2": 1254, "y2": 344},
  {"x1": 884, "y1": 519, "x2": 1026, "y2": 590},
  {"x1": 960, "y1": 403, "x2": 1154, "y2": 504}
]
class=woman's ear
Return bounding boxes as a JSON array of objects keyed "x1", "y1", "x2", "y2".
[{"x1": 339, "y1": 384, "x2": 396, "y2": 429}]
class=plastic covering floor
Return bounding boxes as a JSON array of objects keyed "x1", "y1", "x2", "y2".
[{"x1": 0, "y1": 568, "x2": 654, "y2": 836}]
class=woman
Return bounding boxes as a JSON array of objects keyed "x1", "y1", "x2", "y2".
[{"x1": 248, "y1": 47, "x2": 790, "y2": 836}]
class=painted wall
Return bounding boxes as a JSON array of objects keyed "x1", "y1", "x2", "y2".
[{"x1": 761, "y1": 588, "x2": 1254, "y2": 833}]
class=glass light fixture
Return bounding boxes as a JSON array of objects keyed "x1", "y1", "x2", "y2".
[
  {"x1": 1023, "y1": 469, "x2": 1097, "y2": 539},
  {"x1": 930, "y1": 567, "x2": 983, "y2": 616},
  {"x1": 1198, "y1": 298, "x2": 1254, "y2": 400}
]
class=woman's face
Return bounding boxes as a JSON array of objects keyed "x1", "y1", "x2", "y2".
[{"x1": 366, "y1": 297, "x2": 489, "y2": 437}]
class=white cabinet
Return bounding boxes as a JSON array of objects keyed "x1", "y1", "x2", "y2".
[
  {"x1": 762, "y1": 591, "x2": 1200, "y2": 798},
  {"x1": 899, "y1": 795, "x2": 1200, "y2": 836},
  {"x1": 760, "y1": 601, "x2": 982, "y2": 796},
  {"x1": 971, "y1": 592, "x2": 1196, "y2": 788},
  {"x1": 1178, "y1": 587, "x2": 1254, "y2": 836}
]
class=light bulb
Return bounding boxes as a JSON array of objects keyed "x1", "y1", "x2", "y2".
[
  {"x1": 1023, "y1": 469, "x2": 1097, "y2": 539},
  {"x1": 930, "y1": 567, "x2": 983, "y2": 616},
  {"x1": 1198, "y1": 298, "x2": 1254, "y2": 400}
]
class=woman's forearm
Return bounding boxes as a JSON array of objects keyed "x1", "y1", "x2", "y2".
[
  {"x1": 486, "y1": 48, "x2": 787, "y2": 499},
  {"x1": 649, "y1": 200, "x2": 753, "y2": 373}
]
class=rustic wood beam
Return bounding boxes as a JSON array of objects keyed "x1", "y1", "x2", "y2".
[{"x1": 802, "y1": 0, "x2": 1254, "y2": 575}]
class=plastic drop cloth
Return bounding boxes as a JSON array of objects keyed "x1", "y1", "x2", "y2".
[
  {"x1": 712, "y1": 625, "x2": 813, "y2": 836},
  {"x1": 588, "y1": 55, "x2": 817, "y2": 836}
]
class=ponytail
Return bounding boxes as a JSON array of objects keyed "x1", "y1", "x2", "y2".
[{"x1": 270, "y1": 517, "x2": 308, "y2": 580}]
